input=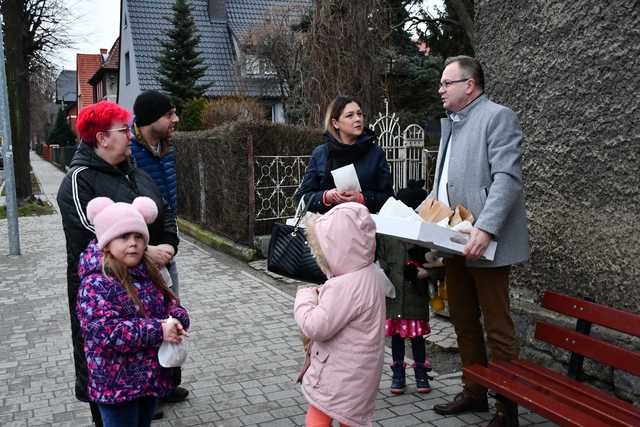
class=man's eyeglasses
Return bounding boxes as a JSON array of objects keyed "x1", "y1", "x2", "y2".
[
  {"x1": 439, "y1": 78, "x2": 470, "y2": 89},
  {"x1": 103, "y1": 125, "x2": 132, "y2": 135}
]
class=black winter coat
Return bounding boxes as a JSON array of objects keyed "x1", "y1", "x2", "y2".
[
  {"x1": 294, "y1": 129, "x2": 394, "y2": 214},
  {"x1": 56, "y1": 143, "x2": 179, "y2": 401}
]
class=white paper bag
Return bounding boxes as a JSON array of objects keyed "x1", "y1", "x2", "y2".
[
  {"x1": 158, "y1": 341, "x2": 187, "y2": 368},
  {"x1": 158, "y1": 316, "x2": 187, "y2": 368},
  {"x1": 331, "y1": 164, "x2": 362, "y2": 192}
]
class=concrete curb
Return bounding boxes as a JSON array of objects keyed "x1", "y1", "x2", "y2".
[{"x1": 177, "y1": 217, "x2": 258, "y2": 262}]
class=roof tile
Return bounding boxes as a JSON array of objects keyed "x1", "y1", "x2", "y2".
[{"x1": 126, "y1": 0, "x2": 312, "y2": 98}]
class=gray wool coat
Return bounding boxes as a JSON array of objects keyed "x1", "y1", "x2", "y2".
[{"x1": 429, "y1": 95, "x2": 529, "y2": 268}]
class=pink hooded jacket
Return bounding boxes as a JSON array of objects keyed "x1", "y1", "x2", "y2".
[{"x1": 294, "y1": 203, "x2": 386, "y2": 427}]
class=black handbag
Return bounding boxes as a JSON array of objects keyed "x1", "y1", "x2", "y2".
[{"x1": 267, "y1": 200, "x2": 327, "y2": 284}]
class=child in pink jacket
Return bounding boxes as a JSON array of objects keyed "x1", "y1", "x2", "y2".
[{"x1": 294, "y1": 202, "x2": 386, "y2": 427}]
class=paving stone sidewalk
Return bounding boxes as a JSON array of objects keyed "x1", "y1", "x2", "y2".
[
  {"x1": 248, "y1": 260, "x2": 460, "y2": 351},
  {"x1": 0, "y1": 153, "x2": 554, "y2": 426}
]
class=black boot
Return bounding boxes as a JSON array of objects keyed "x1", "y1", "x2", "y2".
[
  {"x1": 413, "y1": 361, "x2": 432, "y2": 393},
  {"x1": 390, "y1": 362, "x2": 406, "y2": 395}
]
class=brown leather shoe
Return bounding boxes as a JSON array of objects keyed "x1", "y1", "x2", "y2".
[{"x1": 433, "y1": 392, "x2": 489, "y2": 415}]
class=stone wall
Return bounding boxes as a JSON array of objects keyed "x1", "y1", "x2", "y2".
[{"x1": 475, "y1": 0, "x2": 639, "y2": 402}]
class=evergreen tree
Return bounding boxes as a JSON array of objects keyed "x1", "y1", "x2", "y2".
[
  {"x1": 157, "y1": 0, "x2": 210, "y2": 111},
  {"x1": 417, "y1": 0, "x2": 475, "y2": 59},
  {"x1": 384, "y1": 0, "x2": 445, "y2": 139},
  {"x1": 47, "y1": 107, "x2": 76, "y2": 147},
  {"x1": 380, "y1": 0, "x2": 476, "y2": 141}
]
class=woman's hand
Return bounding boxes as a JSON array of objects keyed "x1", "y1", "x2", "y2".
[
  {"x1": 339, "y1": 191, "x2": 364, "y2": 204},
  {"x1": 323, "y1": 188, "x2": 343, "y2": 205},
  {"x1": 146, "y1": 244, "x2": 174, "y2": 267}
]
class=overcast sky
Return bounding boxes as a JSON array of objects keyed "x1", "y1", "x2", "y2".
[{"x1": 57, "y1": 0, "x2": 121, "y2": 70}]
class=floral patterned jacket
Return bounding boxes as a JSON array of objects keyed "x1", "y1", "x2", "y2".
[{"x1": 76, "y1": 240, "x2": 189, "y2": 404}]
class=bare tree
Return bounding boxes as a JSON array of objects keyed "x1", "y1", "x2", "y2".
[
  {"x1": 30, "y1": 64, "x2": 57, "y2": 145},
  {"x1": 306, "y1": 0, "x2": 389, "y2": 126},
  {"x1": 1, "y1": 0, "x2": 72, "y2": 199},
  {"x1": 241, "y1": 4, "x2": 312, "y2": 125},
  {"x1": 243, "y1": 1, "x2": 389, "y2": 127}
]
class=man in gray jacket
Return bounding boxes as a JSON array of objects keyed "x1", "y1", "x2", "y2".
[{"x1": 430, "y1": 56, "x2": 528, "y2": 427}]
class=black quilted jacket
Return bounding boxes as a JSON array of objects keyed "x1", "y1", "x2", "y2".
[{"x1": 56, "y1": 143, "x2": 179, "y2": 401}]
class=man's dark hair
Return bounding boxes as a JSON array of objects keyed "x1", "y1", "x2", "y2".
[{"x1": 445, "y1": 55, "x2": 485, "y2": 91}]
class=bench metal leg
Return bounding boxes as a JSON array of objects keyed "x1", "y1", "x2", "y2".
[{"x1": 496, "y1": 394, "x2": 520, "y2": 427}]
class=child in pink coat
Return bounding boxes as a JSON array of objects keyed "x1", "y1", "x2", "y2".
[{"x1": 294, "y1": 202, "x2": 386, "y2": 427}]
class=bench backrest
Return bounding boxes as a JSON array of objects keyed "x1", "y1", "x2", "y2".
[{"x1": 535, "y1": 291, "x2": 640, "y2": 377}]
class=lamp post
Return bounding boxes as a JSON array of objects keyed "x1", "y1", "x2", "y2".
[{"x1": 0, "y1": 15, "x2": 21, "y2": 255}]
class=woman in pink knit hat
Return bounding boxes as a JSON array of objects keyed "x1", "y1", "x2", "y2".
[{"x1": 76, "y1": 196, "x2": 189, "y2": 427}]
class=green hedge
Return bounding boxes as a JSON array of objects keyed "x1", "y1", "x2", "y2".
[{"x1": 174, "y1": 121, "x2": 323, "y2": 246}]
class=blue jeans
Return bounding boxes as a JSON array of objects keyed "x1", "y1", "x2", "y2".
[
  {"x1": 168, "y1": 259, "x2": 180, "y2": 297},
  {"x1": 97, "y1": 397, "x2": 157, "y2": 427}
]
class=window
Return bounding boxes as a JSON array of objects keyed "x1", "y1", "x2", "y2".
[
  {"x1": 124, "y1": 13, "x2": 128, "y2": 28},
  {"x1": 244, "y1": 55, "x2": 261, "y2": 76},
  {"x1": 244, "y1": 54, "x2": 277, "y2": 77},
  {"x1": 272, "y1": 103, "x2": 285, "y2": 123},
  {"x1": 125, "y1": 52, "x2": 130, "y2": 85}
]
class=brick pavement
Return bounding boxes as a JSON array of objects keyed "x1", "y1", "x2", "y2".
[
  {"x1": 248, "y1": 260, "x2": 459, "y2": 351},
  {"x1": 0, "y1": 153, "x2": 555, "y2": 426}
]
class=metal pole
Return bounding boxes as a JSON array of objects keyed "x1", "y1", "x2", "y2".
[{"x1": 0, "y1": 15, "x2": 21, "y2": 255}]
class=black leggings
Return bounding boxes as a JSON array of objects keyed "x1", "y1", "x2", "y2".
[{"x1": 391, "y1": 334, "x2": 426, "y2": 364}]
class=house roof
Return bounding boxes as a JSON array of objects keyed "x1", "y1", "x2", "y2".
[
  {"x1": 125, "y1": 0, "x2": 312, "y2": 98},
  {"x1": 76, "y1": 54, "x2": 103, "y2": 109},
  {"x1": 55, "y1": 70, "x2": 77, "y2": 103},
  {"x1": 89, "y1": 38, "x2": 121, "y2": 85}
]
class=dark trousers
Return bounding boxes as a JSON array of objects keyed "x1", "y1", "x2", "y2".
[
  {"x1": 445, "y1": 256, "x2": 519, "y2": 397},
  {"x1": 97, "y1": 397, "x2": 157, "y2": 427}
]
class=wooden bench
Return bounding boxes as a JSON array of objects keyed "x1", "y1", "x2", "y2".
[{"x1": 464, "y1": 291, "x2": 640, "y2": 427}]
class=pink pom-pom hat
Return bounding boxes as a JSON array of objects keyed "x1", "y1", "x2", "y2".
[{"x1": 86, "y1": 196, "x2": 158, "y2": 249}]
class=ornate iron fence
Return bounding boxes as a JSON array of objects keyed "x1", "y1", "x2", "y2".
[
  {"x1": 254, "y1": 155, "x2": 309, "y2": 221},
  {"x1": 255, "y1": 102, "x2": 441, "y2": 222}
]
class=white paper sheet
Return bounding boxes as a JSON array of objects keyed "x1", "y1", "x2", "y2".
[{"x1": 331, "y1": 164, "x2": 362, "y2": 192}]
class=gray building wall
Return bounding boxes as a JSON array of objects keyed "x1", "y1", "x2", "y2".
[{"x1": 475, "y1": 0, "x2": 639, "y2": 402}]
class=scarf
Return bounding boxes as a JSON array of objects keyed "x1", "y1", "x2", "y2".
[{"x1": 323, "y1": 128, "x2": 376, "y2": 184}]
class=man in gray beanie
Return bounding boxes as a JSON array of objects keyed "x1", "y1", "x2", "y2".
[{"x1": 131, "y1": 90, "x2": 189, "y2": 405}]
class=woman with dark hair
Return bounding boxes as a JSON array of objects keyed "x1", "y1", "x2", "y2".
[
  {"x1": 295, "y1": 96, "x2": 394, "y2": 214},
  {"x1": 56, "y1": 101, "x2": 179, "y2": 426}
]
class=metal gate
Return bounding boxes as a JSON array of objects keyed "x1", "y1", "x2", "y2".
[{"x1": 371, "y1": 99, "x2": 437, "y2": 193}]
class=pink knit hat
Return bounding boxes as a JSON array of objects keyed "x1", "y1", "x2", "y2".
[{"x1": 86, "y1": 197, "x2": 158, "y2": 249}]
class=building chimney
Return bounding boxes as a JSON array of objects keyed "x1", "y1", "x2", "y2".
[
  {"x1": 208, "y1": 0, "x2": 226, "y2": 20},
  {"x1": 100, "y1": 48, "x2": 108, "y2": 55}
]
